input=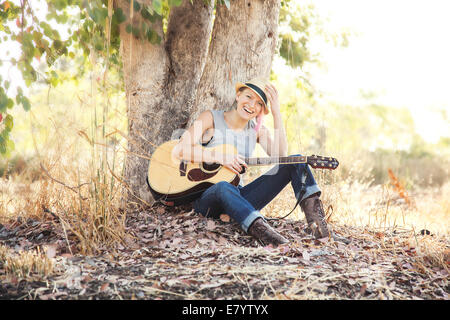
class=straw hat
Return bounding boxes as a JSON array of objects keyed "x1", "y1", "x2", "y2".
[{"x1": 235, "y1": 78, "x2": 271, "y2": 115}]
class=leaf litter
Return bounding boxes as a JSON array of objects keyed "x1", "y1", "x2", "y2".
[{"x1": 0, "y1": 204, "x2": 448, "y2": 300}]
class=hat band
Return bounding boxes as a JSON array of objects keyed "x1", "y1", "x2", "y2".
[{"x1": 245, "y1": 83, "x2": 267, "y2": 105}]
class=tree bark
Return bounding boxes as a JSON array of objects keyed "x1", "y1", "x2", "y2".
[
  {"x1": 165, "y1": 0, "x2": 214, "y2": 129},
  {"x1": 117, "y1": 0, "x2": 214, "y2": 208},
  {"x1": 192, "y1": 0, "x2": 280, "y2": 125}
]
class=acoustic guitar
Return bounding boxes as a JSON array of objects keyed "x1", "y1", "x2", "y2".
[{"x1": 147, "y1": 140, "x2": 339, "y2": 206}]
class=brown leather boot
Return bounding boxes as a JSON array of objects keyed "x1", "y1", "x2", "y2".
[
  {"x1": 247, "y1": 218, "x2": 289, "y2": 246},
  {"x1": 300, "y1": 194, "x2": 330, "y2": 239}
]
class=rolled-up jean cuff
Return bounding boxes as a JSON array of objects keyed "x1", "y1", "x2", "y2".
[
  {"x1": 241, "y1": 210, "x2": 265, "y2": 233},
  {"x1": 299, "y1": 185, "x2": 321, "y2": 203}
]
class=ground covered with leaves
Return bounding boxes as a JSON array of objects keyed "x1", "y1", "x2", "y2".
[{"x1": 0, "y1": 204, "x2": 448, "y2": 300}]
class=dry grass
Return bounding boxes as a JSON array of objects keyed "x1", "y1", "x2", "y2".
[
  {"x1": 1, "y1": 148, "x2": 448, "y2": 272},
  {"x1": 247, "y1": 167, "x2": 450, "y2": 272},
  {"x1": 0, "y1": 65, "x2": 129, "y2": 256},
  {"x1": 0, "y1": 244, "x2": 53, "y2": 279},
  {"x1": 0, "y1": 159, "x2": 127, "y2": 256}
]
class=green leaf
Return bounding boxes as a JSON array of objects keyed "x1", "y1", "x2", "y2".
[
  {"x1": 6, "y1": 139, "x2": 15, "y2": 155},
  {"x1": 113, "y1": 7, "x2": 127, "y2": 24},
  {"x1": 131, "y1": 26, "x2": 140, "y2": 38},
  {"x1": 94, "y1": 40, "x2": 104, "y2": 51},
  {"x1": 0, "y1": 88, "x2": 8, "y2": 113},
  {"x1": 4, "y1": 114, "x2": 13, "y2": 130},
  {"x1": 53, "y1": 0, "x2": 68, "y2": 11},
  {"x1": 144, "y1": 4, "x2": 153, "y2": 16},
  {"x1": 21, "y1": 96, "x2": 31, "y2": 111},
  {"x1": 93, "y1": 7, "x2": 108, "y2": 25},
  {"x1": 53, "y1": 39, "x2": 63, "y2": 50},
  {"x1": 126, "y1": 23, "x2": 132, "y2": 34},
  {"x1": 169, "y1": 0, "x2": 183, "y2": 6},
  {"x1": 147, "y1": 29, "x2": 161, "y2": 45},
  {"x1": 153, "y1": 0, "x2": 162, "y2": 16},
  {"x1": 133, "y1": 0, "x2": 141, "y2": 12},
  {"x1": 40, "y1": 21, "x2": 53, "y2": 38},
  {"x1": 0, "y1": 94, "x2": 7, "y2": 113},
  {"x1": 49, "y1": 70, "x2": 59, "y2": 86},
  {"x1": 6, "y1": 98, "x2": 14, "y2": 109},
  {"x1": 142, "y1": 5, "x2": 158, "y2": 22}
]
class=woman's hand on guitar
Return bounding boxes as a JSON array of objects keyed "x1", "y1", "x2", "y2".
[{"x1": 216, "y1": 153, "x2": 248, "y2": 175}]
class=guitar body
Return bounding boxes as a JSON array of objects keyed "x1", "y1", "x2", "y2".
[
  {"x1": 147, "y1": 140, "x2": 240, "y2": 206},
  {"x1": 147, "y1": 140, "x2": 339, "y2": 206}
]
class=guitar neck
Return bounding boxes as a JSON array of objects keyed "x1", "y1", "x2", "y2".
[{"x1": 245, "y1": 155, "x2": 307, "y2": 166}]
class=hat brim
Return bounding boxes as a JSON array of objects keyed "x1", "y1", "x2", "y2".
[{"x1": 235, "y1": 82, "x2": 270, "y2": 115}]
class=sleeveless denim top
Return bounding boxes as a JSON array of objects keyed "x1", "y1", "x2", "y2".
[{"x1": 202, "y1": 110, "x2": 257, "y2": 186}]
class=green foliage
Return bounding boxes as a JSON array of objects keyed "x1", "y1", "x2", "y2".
[
  {"x1": 0, "y1": 0, "x2": 185, "y2": 157},
  {"x1": 278, "y1": 0, "x2": 350, "y2": 69}
]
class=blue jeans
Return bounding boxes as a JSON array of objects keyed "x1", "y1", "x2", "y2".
[{"x1": 193, "y1": 155, "x2": 321, "y2": 233}]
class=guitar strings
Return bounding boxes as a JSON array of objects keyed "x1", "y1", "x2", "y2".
[{"x1": 150, "y1": 147, "x2": 334, "y2": 169}]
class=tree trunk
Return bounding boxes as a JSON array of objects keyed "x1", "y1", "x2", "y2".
[
  {"x1": 117, "y1": 0, "x2": 213, "y2": 208},
  {"x1": 117, "y1": 0, "x2": 280, "y2": 209},
  {"x1": 192, "y1": 0, "x2": 280, "y2": 124}
]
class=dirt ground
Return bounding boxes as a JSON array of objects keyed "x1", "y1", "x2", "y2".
[{"x1": 0, "y1": 203, "x2": 448, "y2": 300}]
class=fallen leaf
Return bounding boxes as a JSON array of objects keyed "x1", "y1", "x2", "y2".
[
  {"x1": 375, "y1": 232, "x2": 384, "y2": 239},
  {"x1": 206, "y1": 220, "x2": 216, "y2": 231},
  {"x1": 359, "y1": 284, "x2": 367, "y2": 295},
  {"x1": 172, "y1": 238, "x2": 182, "y2": 245},
  {"x1": 156, "y1": 207, "x2": 165, "y2": 214},
  {"x1": 44, "y1": 244, "x2": 58, "y2": 259},
  {"x1": 220, "y1": 214, "x2": 230, "y2": 222},
  {"x1": 198, "y1": 238, "x2": 210, "y2": 245},
  {"x1": 402, "y1": 262, "x2": 413, "y2": 270},
  {"x1": 302, "y1": 250, "x2": 311, "y2": 261},
  {"x1": 164, "y1": 230, "x2": 175, "y2": 237},
  {"x1": 199, "y1": 280, "x2": 230, "y2": 290},
  {"x1": 100, "y1": 283, "x2": 109, "y2": 292}
]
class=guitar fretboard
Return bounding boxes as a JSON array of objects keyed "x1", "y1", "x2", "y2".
[{"x1": 245, "y1": 155, "x2": 307, "y2": 166}]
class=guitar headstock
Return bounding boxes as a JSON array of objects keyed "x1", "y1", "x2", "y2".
[{"x1": 307, "y1": 155, "x2": 339, "y2": 170}]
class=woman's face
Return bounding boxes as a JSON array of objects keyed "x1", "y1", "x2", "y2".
[{"x1": 236, "y1": 88, "x2": 264, "y2": 121}]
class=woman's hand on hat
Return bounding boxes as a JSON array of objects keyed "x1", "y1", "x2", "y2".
[{"x1": 265, "y1": 84, "x2": 280, "y2": 114}]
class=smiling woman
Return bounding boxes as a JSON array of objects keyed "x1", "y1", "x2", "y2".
[{"x1": 170, "y1": 77, "x2": 337, "y2": 246}]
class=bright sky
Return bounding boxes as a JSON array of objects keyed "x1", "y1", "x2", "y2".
[{"x1": 306, "y1": 0, "x2": 450, "y2": 143}]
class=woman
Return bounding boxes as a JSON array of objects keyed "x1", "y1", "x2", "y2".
[{"x1": 173, "y1": 78, "x2": 329, "y2": 246}]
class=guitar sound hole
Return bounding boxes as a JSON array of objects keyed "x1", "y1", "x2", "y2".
[{"x1": 201, "y1": 162, "x2": 221, "y2": 172}]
